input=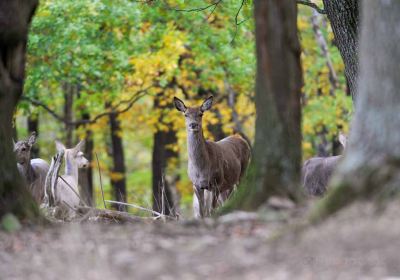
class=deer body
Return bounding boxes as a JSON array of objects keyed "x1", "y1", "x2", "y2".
[
  {"x1": 54, "y1": 140, "x2": 88, "y2": 217},
  {"x1": 175, "y1": 96, "x2": 251, "y2": 218},
  {"x1": 302, "y1": 134, "x2": 347, "y2": 196},
  {"x1": 14, "y1": 132, "x2": 50, "y2": 204}
]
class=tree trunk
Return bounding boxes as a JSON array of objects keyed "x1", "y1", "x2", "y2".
[
  {"x1": 109, "y1": 108, "x2": 127, "y2": 212},
  {"x1": 312, "y1": 0, "x2": 400, "y2": 221},
  {"x1": 0, "y1": 0, "x2": 40, "y2": 220},
  {"x1": 322, "y1": 0, "x2": 359, "y2": 101},
  {"x1": 78, "y1": 112, "x2": 94, "y2": 206},
  {"x1": 63, "y1": 83, "x2": 74, "y2": 147},
  {"x1": 151, "y1": 95, "x2": 179, "y2": 216},
  {"x1": 27, "y1": 113, "x2": 39, "y2": 158},
  {"x1": 222, "y1": 0, "x2": 302, "y2": 212}
]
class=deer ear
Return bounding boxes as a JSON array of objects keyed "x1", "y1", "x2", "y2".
[
  {"x1": 55, "y1": 140, "x2": 66, "y2": 153},
  {"x1": 174, "y1": 97, "x2": 187, "y2": 112},
  {"x1": 200, "y1": 96, "x2": 213, "y2": 112},
  {"x1": 74, "y1": 139, "x2": 85, "y2": 152},
  {"x1": 27, "y1": 132, "x2": 37, "y2": 146},
  {"x1": 339, "y1": 133, "x2": 347, "y2": 148}
]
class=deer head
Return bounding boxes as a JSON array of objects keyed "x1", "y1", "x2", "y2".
[
  {"x1": 55, "y1": 140, "x2": 89, "y2": 169},
  {"x1": 13, "y1": 132, "x2": 37, "y2": 164},
  {"x1": 174, "y1": 96, "x2": 213, "y2": 133}
]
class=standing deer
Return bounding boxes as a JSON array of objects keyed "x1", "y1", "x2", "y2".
[
  {"x1": 174, "y1": 96, "x2": 251, "y2": 218},
  {"x1": 14, "y1": 132, "x2": 50, "y2": 204},
  {"x1": 302, "y1": 133, "x2": 347, "y2": 196},
  {"x1": 54, "y1": 140, "x2": 89, "y2": 216}
]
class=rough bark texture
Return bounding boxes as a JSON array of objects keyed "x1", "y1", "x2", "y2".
[
  {"x1": 312, "y1": 0, "x2": 400, "y2": 221},
  {"x1": 109, "y1": 109, "x2": 126, "y2": 212},
  {"x1": 322, "y1": 0, "x2": 359, "y2": 101},
  {"x1": 222, "y1": 0, "x2": 302, "y2": 212},
  {"x1": 0, "y1": 0, "x2": 40, "y2": 220}
]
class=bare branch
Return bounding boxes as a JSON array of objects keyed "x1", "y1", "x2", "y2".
[
  {"x1": 171, "y1": 0, "x2": 223, "y2": 13},
  {"x1": 297, "y1": 0, "x2": 326, "y2": 14},
  {"x1": 22, "y1": 86, "x2": 151, "y2": 126}
]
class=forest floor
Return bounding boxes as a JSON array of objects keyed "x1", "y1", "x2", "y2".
[{"x1": 2, "y1": 200, "x2": 400, "y2": 280}]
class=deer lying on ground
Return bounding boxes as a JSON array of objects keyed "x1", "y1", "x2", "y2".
[
  {"x1": 302, "y1": 134, "x2": 347, "y2": 196},
  {"x1": 14, "y1": 132, "x2": 50, "y2": 204},
  {"x1": 54, "y1": 140, "x2": 89, "y2": 217},
  {"x1": 174, "y1": 96, "x2": 251, "y2": 218}
]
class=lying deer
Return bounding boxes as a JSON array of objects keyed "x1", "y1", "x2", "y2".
[
  {"x1": 302, "y1": 133, "x2": 347, "y2": 196},
  {"x1": 174, "y1": 96, "x2": 251, "y2": 218},
  {"x1": 54, "y1": 140, "x2": 89, "y2": 216},
  {"x1": 14, "y1": 132, "x2": 50, "y2": 203}
]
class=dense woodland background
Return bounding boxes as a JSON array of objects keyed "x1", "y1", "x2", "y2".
[{"x1": 11, "y1": 0, "x2": 351, "y2": 216}]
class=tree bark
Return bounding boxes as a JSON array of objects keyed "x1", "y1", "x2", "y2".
[
  {"x1": 0, "y1": 0, "x2": 40, "y2": 220},
  {"x1": 78, "y1": 112, "x2": 94, "y2": 206},
  {"x1": 108, "y1": 108, "x2": 127, "y2": 212},
  {"x1": 322, "y1": 0, "x2": 359, "y2": 101},
  {"x1": 151, "y1": 95, "x2": 179, "y2": 216},
  {"x1": 27, "y1": 113, "x2": 39, "y2": 158},
  {"x1": 222, "y1": 0, "x2": 302, "y2": 212},
  {"x1": 312, "y1": 0, "x2": 400, "y2": 221},
  {"x1": 63, "y1": 83, "x2": 75, "y2": 147}
]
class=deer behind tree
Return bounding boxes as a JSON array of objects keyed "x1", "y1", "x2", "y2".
[
  {"x1": 302, "y1": 134, "x2": 347, "y2": 196},
  {"x1": 174, "y1": 96, "x2": 251, "y2": 218},
  {"x1": 14, "y1": 132, "x2": 49, "y2": 204}
]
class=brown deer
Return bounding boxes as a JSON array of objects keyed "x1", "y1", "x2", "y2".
[
  {"x1": 302, "y1": 133, "x2": 347, "y2": 196},
  {"x1": 174, "y1": 96, "x2": 251, "y2": 218},
  {"x1": 13, "y1": 132, "x2": 50, "y2": 204}
]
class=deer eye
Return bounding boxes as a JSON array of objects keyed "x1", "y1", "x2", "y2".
[
  {"x1": 184, "y1": 113, "x2": 189, "y2": 118},
  {"x1": 198, "y1": 113, "x2": 203, "y2": 117}
]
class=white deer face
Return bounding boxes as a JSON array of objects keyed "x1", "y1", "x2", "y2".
[
  {"x1": 56, "y1": 140, "x2": 89, "y2": 169},
  {"x1": 174, "y1": 96, "x2": 213, "y2": 133}
]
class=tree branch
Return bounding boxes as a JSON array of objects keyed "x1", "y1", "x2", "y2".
[
  {"x1": 22, "y1": 86, "x2": 152, "y2": 126},
  {"x1": 297, "y1": 0, "x2": 326, "y2": 14}
]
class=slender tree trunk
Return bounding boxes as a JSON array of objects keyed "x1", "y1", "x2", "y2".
[
  {"x1": 108, "y1": 108, "x2": 126, "y2": 212},
  {"x1": 27, "y1": 113, "x2": 39, "y2": 158},
  {"x1": 0, "y1": 0, "x2": 40, "y2": 220},
  {"x1": 322, "y1": 0, "x2": 359, "y2": 101},
  {"x1": 312, "y1": 0, "x2": 400, "y2": 221},
  {"x1": 63, "y1": 83, "x2": 74, "y2": 147},
  {"x1": 78, "y1": 112, "x2": 94, "y2": 206},
  {"x1": 222, "y1": 0, "x2": 302, "y2": 212},
  {"x1": 151, "y1": 94, "x2": 179, "y2": 216}
]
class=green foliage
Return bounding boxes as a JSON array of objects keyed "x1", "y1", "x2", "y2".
[{"x1": 1, "y1": 213, "x2": 22, "y2": 233}]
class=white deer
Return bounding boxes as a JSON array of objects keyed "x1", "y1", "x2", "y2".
[
  {"x1": 14, "y1": 132, "x2": 50, "y2": 204},
  {"x1": 302, "y1": 133, "x2": 347, "y2": 196},
  {"x1": 174, "y1": 96, "x2": 251, "y2": 218},
  {"x1": 54, "y1": 140, "x2": 89, "y2": 216}
]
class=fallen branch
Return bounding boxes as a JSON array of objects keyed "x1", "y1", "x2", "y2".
[{"x1": 105, "y1": 200, "x2": 165, "y2": 217}]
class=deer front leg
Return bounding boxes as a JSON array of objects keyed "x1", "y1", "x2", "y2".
[{"x1": 193, "y1": 186, "x2": 205, "y2": 218}]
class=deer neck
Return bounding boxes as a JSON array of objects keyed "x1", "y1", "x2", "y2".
[
  {"x1": 19, "y1": 160, "x2": 36, "y2": 183},
  {"x1": 187, "y1": 129, "x2": 209, "y2": 167},
  {"x1": 64, "y1": 152, "x2": 78, "y2": 182}
]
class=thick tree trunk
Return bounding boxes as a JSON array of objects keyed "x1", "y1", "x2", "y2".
[
  {"x1": 312, "y1": 0, "x2": 400, "y2": 221},
  {"x1": 109, "y1": 109, "x2": 127, "y2": 212},
  {"x1": 322, "y1": 0, "x2": 359, "y2": 101},
  {"x1": 222, "y1": 0, "x2": 302, "y2": 212},
  {"x1": 27, "y1": 113, "x2": 39, "y2": 158},
  {"x1": 0, "y1": 0, "x2": 40, "y2": 220}
]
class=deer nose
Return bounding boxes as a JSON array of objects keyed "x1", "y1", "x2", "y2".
[{"x1": 189, "y1": 123, "x2": 199, "y2": 130}]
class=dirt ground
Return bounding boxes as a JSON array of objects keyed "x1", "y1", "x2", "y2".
[{"x1": 2, "y1": 201, "x2": 400, "y2": 280}]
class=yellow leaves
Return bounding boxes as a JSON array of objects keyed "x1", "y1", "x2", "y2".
[{"x1": 109, "y1": 172, "x2": 125, "y2": 182}]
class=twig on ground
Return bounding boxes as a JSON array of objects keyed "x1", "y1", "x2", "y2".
[{"x1": 105, "y1": 200, "x2": 171, "y2": 218}]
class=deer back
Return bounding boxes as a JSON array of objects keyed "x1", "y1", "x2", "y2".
[{"x1": 302, "y1": 155, "x2": 342, "y2": 196}]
